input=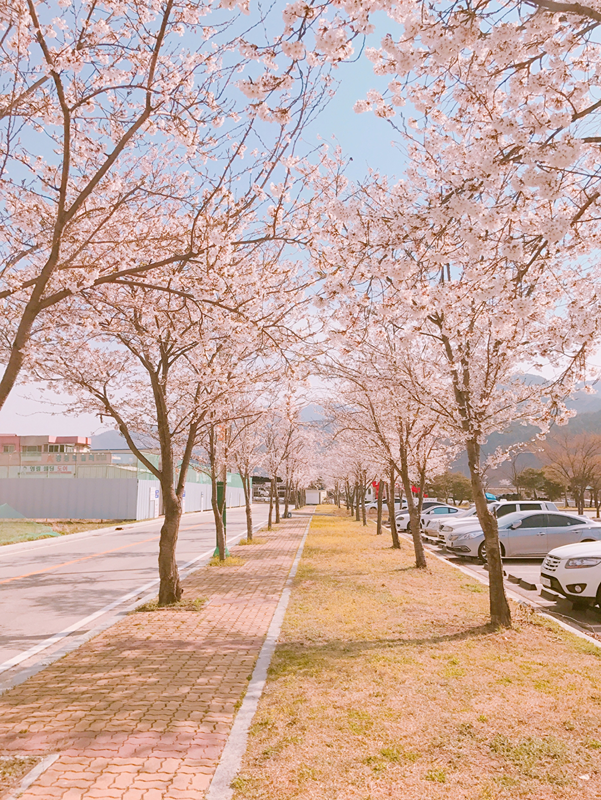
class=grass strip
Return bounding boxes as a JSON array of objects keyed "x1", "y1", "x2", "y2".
[
  {"x1": 232, "y1": 507, "x2": 601, "y2": 800},
  {"x1": 0, "y1": 519, "x2": 133, "y2": 546}
]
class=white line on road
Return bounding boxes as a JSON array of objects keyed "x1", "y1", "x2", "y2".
[{"x1": 0, "y1": 526, "x2": 253, "y2": 676}]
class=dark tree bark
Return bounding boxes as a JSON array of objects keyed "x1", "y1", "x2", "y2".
[
  {"x1": 241, "y1": 470, "x2": 253, "y2": 541},
  {"x1": 376, "y1": 479, "x2": 383, "y2": 535},
  {"x1": 467, "y1": 439, "x2": 511, "y2": 628},
  {"x1": 388, "y1": 464, "x2": 400, "y2": 549},
  {"x1": 355, "y1": 481, "x2": 361, "y2": 521},
  {"x1": 284, "y1": 483, "x2": 290, "y2": 519},
  {"x1": 398, "y1": 444, "x2": 427, "y2": 569},
  {"x1": 158, "y1": 488, "x2": 183, "y2": 605},
  {"x1": 210, "y1": 464, "x2": 226, "y2": 561},
  {"x1": 361, "y1": 476, "x2": 367, "y2": 526},
  {"x1": 268, "y1": 479, "x2": 274, "y2": 530},
  {"x1": 274, "y1": 478, "x2": 281, "y2": 524}
]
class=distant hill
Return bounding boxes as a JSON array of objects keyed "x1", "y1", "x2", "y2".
[
  {"x1": 449, "y1": 384, "x2": 601, "y2": 482},
  {"x1": 91, "y1": 430, "x2": 152, "y2": 450}
]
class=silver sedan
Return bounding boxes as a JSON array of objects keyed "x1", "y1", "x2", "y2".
[{"x1": 445, "y1": 511, "x2": 601, "y2": 561}]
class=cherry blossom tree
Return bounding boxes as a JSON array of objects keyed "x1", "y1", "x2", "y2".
[
  {"x1": 0, "y1": 0, "x2": 375, "y2": 411},
  {"x1": 317, "y1": 138, "x2": 599, "y2": 625},
  {"x1": 324, "y1": 335, "x2": 456, "y2": 567}
]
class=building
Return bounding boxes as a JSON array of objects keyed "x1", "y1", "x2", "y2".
[
  {"x1": 305, "y1": 489, "x2": 328, "y2": 505},
  {"x1": 0, "y1": 435, "x2": 246, "y2": 520}
]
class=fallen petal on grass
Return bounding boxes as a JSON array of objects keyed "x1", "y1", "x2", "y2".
[
  {"x1": 209, "y1": 555, "x2": 245, "y2": 567},
  {"x1": 232, "y1": 506, "x2": 601, "y2": 800}
]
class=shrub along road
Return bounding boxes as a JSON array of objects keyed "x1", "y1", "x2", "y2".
[{"x1": 232, "y1": 508, "x2": 601, "y2": 800}]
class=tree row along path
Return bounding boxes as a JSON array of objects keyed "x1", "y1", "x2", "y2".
[{"x1": 0, "y1": 514, "x2": 311, "y2": 800}]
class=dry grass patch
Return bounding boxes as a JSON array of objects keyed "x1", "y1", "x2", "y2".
[
  {"x1": 0, "y1": 519, "x2": 133, "y2": 546},
  {"x1": 209, "y1": 554, "x2": 245, "y2": 567},
  {"x1": 239, "y1": 537, "x2": 268, "y2": 546},
  {"x1": 232, "y1": 507, "x2": 601, "y2": 800},
  {"x1": 0, "y1": 755, "x2": 40, "y2": 795},
  {"x1": 131, "y1": 596, "x2": 206, "y2": 613}
]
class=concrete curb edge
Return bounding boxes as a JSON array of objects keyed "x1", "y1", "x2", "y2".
[{"x1": 205, "y1": 515, "x2": 313, "y2": 800}]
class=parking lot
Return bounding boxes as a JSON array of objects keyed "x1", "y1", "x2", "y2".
[{"x1": 420, "y1": 534, "x2": 601, "y2": 640}]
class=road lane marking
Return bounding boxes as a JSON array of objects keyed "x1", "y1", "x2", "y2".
[
  {"x1": 0, "y1": 506, "x2": 258, "y2": 559},
  {"x1": 0, "y1": 536, "x2": 160, "y2": 585},
  {"x1": 0, "y1": 522, "x2": 257, "y2": 676}
]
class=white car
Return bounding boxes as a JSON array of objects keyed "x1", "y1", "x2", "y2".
[
  {"x1": 446, "y1": 510, "x2": 601, "y2": 561},
  {"x1": 541, "y1": 541, "x2": 601, "y2": 606},
  {"x1": 366, "y1": 499, "x2": 404, "y2": 512},
  {"x1": 425, "y1": 505, "x2": 478, "y2": 534},
  {"x1": 395, "y1": 503, "x2": 460, "y2": 532},
  {"x1": 439, "y1": 500, "x2": 559, "y2": 543}
]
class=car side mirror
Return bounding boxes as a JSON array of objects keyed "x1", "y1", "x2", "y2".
[{"x1": 509, "y1": 521, "x2": 521, "y2": 530}]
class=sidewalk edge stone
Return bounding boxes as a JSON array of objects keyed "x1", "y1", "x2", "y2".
[
  {"x1": 205, "y1": 514, "x2": 313, "y2": 800},
  {"x1": 3, "y1": 753, "x2": 59, "y2": 800}
]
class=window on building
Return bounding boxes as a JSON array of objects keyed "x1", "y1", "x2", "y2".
[
  {"x1": 22, "y1": 445, "x2": 42, "y2": 454},
  {"x1": 2, "y1": 445, "x2": 15, "y2": 453}
]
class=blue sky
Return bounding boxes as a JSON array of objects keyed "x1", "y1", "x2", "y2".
[{"x1": 1, "y1": 34, "x2": 407, "y2": 437}]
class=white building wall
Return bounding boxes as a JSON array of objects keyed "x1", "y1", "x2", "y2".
[
  {"x1": 0, "y1": 476, "x2": 246, "y2": 520},
  {"x1": 0, "y1": 478, "x2": 139, "y2": 519},
  {"x1": 181, "y1": 482, "x2": 211, "y2": 514},
  {"x1": 135, "y1": 481, "x2": 162, "y2": 520}
]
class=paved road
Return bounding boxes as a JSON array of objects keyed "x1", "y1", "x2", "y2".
[{"x1": 0, "y1": 505, "x2": 269, "y2": 673}]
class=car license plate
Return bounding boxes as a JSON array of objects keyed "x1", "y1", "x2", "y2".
[{"x1": 541, "y1": 576, "x2": 551, "y2": 588}]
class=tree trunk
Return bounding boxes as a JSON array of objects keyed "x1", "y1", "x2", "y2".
[
  {"x1": 466, "y1": 439, "x2": 511, "y2": 628},
  {"x1": 355, "y1": 481, "x2": 361, "y2": 521},
  {"x1": 210, "y1": 466, "x2": 226, "y2": 561},
  {"x1": 388, "y1": 464, "x2": 400, "y2": 549},
  {"x1": 284, "y1": 484, "x2": 290, "y2": 519},
  {"x1": 376, "y1": 480, "x2": 383, "y2": 535},
  {"x1": 158, "y1": 489, "x2": 183, "y2": 605},
  {"x1": 268, "y1": 480, "x2": 274, "y2": 530},
  {"x1": 361, "y1": 479, "x2": 367, "y2": 526},
  {"x1": 398, "y1": 450, "x2": 427, "y2": 569},
  {"x1": 274, "y1": 478, "x2": 280, "y2": 524},
  {"x1": 242, "y1": 471, "x2": 253, "y2": 541}
]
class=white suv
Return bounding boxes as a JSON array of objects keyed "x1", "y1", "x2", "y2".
[{"x1": 541, "y1": 541, "x2": 601, "y2": 606}]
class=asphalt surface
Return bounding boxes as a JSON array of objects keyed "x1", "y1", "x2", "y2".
[{"x1": 0, "y1": 504, "x2": 269, "y2": 678}]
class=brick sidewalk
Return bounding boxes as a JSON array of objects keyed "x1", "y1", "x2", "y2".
[{"x1": 0, "y1": 515, "x2": 309, "y2": 799}]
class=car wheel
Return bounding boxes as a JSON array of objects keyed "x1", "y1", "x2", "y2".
[
  {"x1": 478, "y1": 541, "x2": 505, "y2": 563},
  {"x1": 581, "y1": 539, "x2": 595, "y2": 542}
]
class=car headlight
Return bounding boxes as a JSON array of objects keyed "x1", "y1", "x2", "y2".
[
  {"x1": 458, "y1": 531, "x2": 482, "y2": 540},
  {"x1": 441, "y1": 525, "x2": 453, "y2": 532},
  {"x1": 565, "y1": 557, "x2": 601, "y2": 569}
]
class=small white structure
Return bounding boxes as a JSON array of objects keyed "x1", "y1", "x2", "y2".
[{"x1": 305, "y1": 489, "x2": 327, "y2": 505}]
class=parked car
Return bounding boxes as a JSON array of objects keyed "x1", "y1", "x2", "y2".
[
  {"x1": 541, "y1": 541, "x2": 601, "y2": 606},
  {"x1": 426, "y1": 505, "x2": 478, "y2": 535},
  {"x1": 438, "y1": 500, "x2": 559, "y2": 543},
  {"x1": 366, "y1": 499, "x2": 405, "y2": 512},
  {"x1": 445, "y1": 510, "x2": 601, "y2": 561},
  {"x1": 395, "y1": 503, "x2": 460, "y2": 532}
]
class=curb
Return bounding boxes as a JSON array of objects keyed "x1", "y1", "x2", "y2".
[
  {"x1": 3, "y1": 753, "x2": 59, "y2": 800},
  {"x1": 206, "y1": 516, "x2": 312, "y2": 800},
  {"x1": 399, "y1": 531, "x2": 601, "y2": 652},
  {"x1": 0, "y1": 517, "x2": 266, "y2": 695}
]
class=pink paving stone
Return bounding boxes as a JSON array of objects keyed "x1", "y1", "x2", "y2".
[{"x1": 0, "y1": 516, "x2": 308, "y2": 800}]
